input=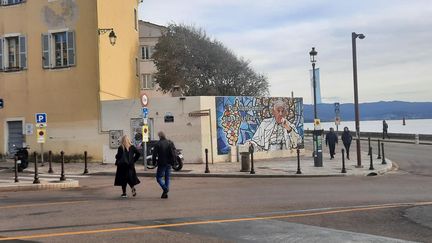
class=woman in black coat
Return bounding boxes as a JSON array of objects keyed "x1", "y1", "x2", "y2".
[
  {"x1": 341, "y1": 127, "x2": 353, "y2": 160},
  {"x1": 115, "y1": 135, "x2": 141, "y2": 198}
]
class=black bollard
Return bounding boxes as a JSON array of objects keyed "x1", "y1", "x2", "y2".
[
  {"x1": 60, "y1": 151, "x2": 66, "y2": 181},
  {"x1": 48, "y1": 150, "x2": 54, "y2": 174},
  {"x1": 341, "y1": 149, "x2": 347, "y2": 173},
  {"x1": 367, "y1": 137, "x2": 371, "y2": 155},
  {"x1": 377, "y1": 140, "x2": 381, "y2": 159},
  {"x1": 14, "y1": 155, "x2": 19, "y2": 183},
  {"x1": 249, "y1": 144, "x2": 255, "y2": 174},
  {"x1": 33, "y1": 152, "x2": 40, "y2": 184},
  {"x1": 296, "y1": 148, "x2": 302, "y2": 174},
  {"x1": 83, "y1": 151, "x2": 89, "y2": 174},
  {"x1": 381, "y1": 143, "x2": 387, "y2": 165},
  {"x1": 369, "y1": 147, "x2": 374, "y2": 170},
  {"x1": 205, "y1": 149, "x2": 210, "y2": 173}
]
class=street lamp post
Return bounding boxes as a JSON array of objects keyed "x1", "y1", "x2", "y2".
[
  {"x1": 352, "y1": 32, "x2": 365, "y2": 167},
  {"x1": 309, "y1": 47, "x2": 323, "y2": 167}
]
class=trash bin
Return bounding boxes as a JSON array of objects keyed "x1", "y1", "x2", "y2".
[{"x1": 240, "y1": 152, "x2": 250, "y2": 172}]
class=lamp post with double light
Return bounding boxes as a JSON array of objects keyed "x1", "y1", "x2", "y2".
[
  {"x1": 352, "y1": 32, "x2": 365, "y2": 167},
  {"x1": 309, "y1": 47, "x2": 323, "y2": 167}
]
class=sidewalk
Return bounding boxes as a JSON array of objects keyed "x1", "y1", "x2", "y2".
[{"x1": 0, "y1": 148, "x2": 393, "y2": 192}]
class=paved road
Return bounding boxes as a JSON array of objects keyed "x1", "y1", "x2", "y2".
[{"x1": 0, "y1": 141, "x2": 431, "y2": 242}]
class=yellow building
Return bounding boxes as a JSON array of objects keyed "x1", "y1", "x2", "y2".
[{"x1": 0, "y1": 0, "x2": 140, "y2": 160}]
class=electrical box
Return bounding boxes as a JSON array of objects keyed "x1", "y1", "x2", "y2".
[{"x1": 109, "y1": 130, "x2": 123, "y2": 149}]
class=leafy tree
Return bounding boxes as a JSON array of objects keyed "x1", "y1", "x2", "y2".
[{"x1": 152, "y1": 24, "x2": 269, "y2": 96}]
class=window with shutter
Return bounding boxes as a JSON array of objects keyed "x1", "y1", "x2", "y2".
[
  {"x1": 19, "y1": 35, "x2": 27, "y2": 69},
  {"x1": 3, "y1": 36, "x2": 20, "y2": 71},
  {"x1": 42, "y1": 34, "x2": 50, "y2": 68},
  {"x1": 0, "y1": 38, "x2": 3, "y2": 71},
  {"x1": 67, "y1": 31, "x2": 75, "y2": 66}
]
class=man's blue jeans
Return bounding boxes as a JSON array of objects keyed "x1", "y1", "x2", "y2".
[{"x1": 156, "y1": 164, "x2": 171, "y2": 192}]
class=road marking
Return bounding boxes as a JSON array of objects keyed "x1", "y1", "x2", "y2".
[
  {"x1": 0, "y1": 201, "x2": 431, "y2": 241},
  {"x1": 0, "y1": 200, "x2": 88, "y2": 210}
]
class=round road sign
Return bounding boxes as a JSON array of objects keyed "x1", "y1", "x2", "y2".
[{"x1": 141, "y1": 93, "x2": 148, "y2": 107}]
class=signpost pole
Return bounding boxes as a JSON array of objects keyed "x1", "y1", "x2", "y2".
[
  {"x1": 140, "y1": 92, "x2": 149, "y2": 171},
  {"x1": 143, "y1": 141, "x2": 147, "y2": 171},
  {"x1": 40, "y1": 144, "x2": 44, "y2": 166}
]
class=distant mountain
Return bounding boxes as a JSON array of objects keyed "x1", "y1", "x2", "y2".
[{"x1": 303, "y1": 101, "x2": 432, "y2": 122}]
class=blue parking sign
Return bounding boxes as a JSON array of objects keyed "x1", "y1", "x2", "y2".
[
  {"x1": 35, "y1": 113, "x2": 47, "y2": 123},
  {"x1": 142, "y1": 107, "x2": 149, "y2": 118}
]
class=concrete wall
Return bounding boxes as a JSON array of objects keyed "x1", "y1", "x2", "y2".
[
  {"x1": 101, "y1": 97, "x2": 204, "y2": 163},
  {"x1": 101, "y1": 96, "x2": 304, "y2": 164}
]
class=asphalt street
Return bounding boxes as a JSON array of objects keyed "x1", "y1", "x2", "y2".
[{"x1": 0, "y1": 141, "x2": 431, "y2": 242}]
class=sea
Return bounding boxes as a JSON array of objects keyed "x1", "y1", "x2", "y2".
[{"x1": 304, "y1": 119, "x2": 432, "y2": 135}]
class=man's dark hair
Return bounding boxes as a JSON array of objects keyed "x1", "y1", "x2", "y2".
[{"x1": 158, "y1": 131, "x2": 166, "y2": 139}]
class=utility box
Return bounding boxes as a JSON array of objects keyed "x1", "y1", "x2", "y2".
[
  {"x1": 109, "y1": 130, "x2": 123, "y2": 149},
  {"x1": 240, "y1": 152, "x2": 250, "y2": 172}
]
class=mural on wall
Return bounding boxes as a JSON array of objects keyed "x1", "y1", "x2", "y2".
[{"x1": 216, "y1": 97, "x2": 304, "y2": 155}]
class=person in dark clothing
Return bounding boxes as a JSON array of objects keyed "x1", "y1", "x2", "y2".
[
  {"x1": 341, "y1": 127, "x2": 353, "y2": 160},
  {"x1": 325, "y1": 127, "x2": 338, "y2": 159},
  {"x1": 114, "y1": 135, "x2": 141, "y2": 198},
  {"x1": 152, "y1": 131, "x2": 176, "y2": 199},
  {"x1": 383, "y1": 120, "x2": 390, "y2": 139}
]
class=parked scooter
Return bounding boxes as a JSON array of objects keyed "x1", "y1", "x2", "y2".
[
  {"x1": 145, "y1": 146, "x2": 184, "y2": 171},
  {"x1": 14, "y1": 146, "x2": 29, "y2": 172}
]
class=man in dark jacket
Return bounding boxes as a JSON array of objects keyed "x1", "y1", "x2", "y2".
[
  {"x1": 341, "y1": 127, "x2": 353, "y2": 160},
  {"x1": 152, "y1": 131, "x2": 176, "y2": 199},
  {"x1": 383, "y1": 120, "x2": 390, "y2": 139},
  {"x1": 325, "y1": 127, "x2": 338, "y2": 159}
]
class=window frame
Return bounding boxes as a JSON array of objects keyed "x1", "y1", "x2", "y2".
[
  {"x1": 0, "y1": 34, "x2": 27, "y2": 72},
  {"x1": 140, "y1": 45, "x2": 154, "y2": 60},
  {"x1": 141, "y1": 73, "x2": 154, "y2": 90},
  {"x1": 42, "y1": 30, "x2": 76, "y2": 70},
  {"x1": 0, "y1": 0, "x2": 26, "y2": 7}
]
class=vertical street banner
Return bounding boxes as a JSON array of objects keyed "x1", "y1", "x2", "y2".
[
  {"x1": 216, "y1": 97, "x2": 304, "y2": 155},
  {"x1": 310, "y1": 68, "x2": 322, "y2": 104}
]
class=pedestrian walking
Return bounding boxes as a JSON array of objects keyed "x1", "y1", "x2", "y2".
[
  {"x1": 383, "y1": 120, "x2": 390, "y2": 139},
  {"x1": 325, "y1": 127, "x2": 338, "y2": 159},
  {"x1": 114, "y1": 135, "x2": 141, "y2": 198},
  {"x1": 152, "y1": 131, "x2": 176, "y2": 199},
  {"x1": 341, "y1": 127, "x2": 353, "y2": 160}
]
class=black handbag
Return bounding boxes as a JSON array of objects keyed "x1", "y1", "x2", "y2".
[{"x1": 116, "y1": 148, "x2": 129, "y2": 165}]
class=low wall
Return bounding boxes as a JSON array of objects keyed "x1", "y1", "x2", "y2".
[{"x1": 305, "y1": 130, "x2": 432, "y2": 141}]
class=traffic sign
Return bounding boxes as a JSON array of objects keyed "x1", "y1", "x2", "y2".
[
  {"x1": 142, "y1": 107, "x2": 149, "y2": 118},
  {"x1": 334, "y1": 102, "x2": 340, "y2": 115},
  {"x1": 335, "y1": 116, "x2": 341, "y2": 125},
  {"x1": 35, "y1": 113, "x2": 47, "y2": 123},
  {"x1": 142, "y1": 125, "x2": 149, "y2": 142},
  {"x1": 37, "y1": 128, "x2": 46, "y2": 143},
  {"x1": 140, "y1": 93, "x2": 148, "y2": 107},
  {"x1": 314, "y1": 119, "x2": 321, "y2": 130}
]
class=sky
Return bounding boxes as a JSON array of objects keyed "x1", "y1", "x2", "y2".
[{"x1": 138, "y1": 0, "x2": 432, "y2": 104}]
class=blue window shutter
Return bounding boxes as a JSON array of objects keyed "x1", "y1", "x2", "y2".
[
  {"x1": 42, "y1": 33, "x2": 50, "y2": 69},
  {"x1": 0, "y1": 38, "x2": 3, "y2": 71},
  {"x1": 67, "y1": 31, "x2": 75, "y2": 66},
  {"x1": 19, "y1": 35, "x2": 27, "y2": 69}
]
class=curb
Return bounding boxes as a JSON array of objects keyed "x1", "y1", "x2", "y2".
[
  {"x1": 92, "y1": 171, "x2": 347, "y2": 178},
  {"x1": 0, "y1": 180, "x2": 79, "y2": 192}
]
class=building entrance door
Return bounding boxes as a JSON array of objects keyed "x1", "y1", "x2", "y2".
[{"x1": 7, "y1": 121, "x2": 23, "y2": 155}]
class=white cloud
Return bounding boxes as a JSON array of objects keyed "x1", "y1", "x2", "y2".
[{"x1": 139, "y1": 0, "x2": 432, "y2": 103}]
